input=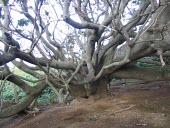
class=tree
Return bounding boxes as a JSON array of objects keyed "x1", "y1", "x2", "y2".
[{"x1": 0, "y1": 0, "x2": 170, "y2": 118}]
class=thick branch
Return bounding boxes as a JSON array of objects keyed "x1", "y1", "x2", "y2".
[
  {"x1": 64, "y1": 17, "x2": 99, "y2": 30},
  {"x1": 63, "y1": 0, "x2": 99, "y2": 30},
  {"x1": 12, "y1": 60, "x2": 43, "y2": 79},
  {"x1": 15, "y1": 51, "x2": 76, "y2": 70},
  {"x1": 0, "y1": 50, "x2": 16, "y2": 66}
]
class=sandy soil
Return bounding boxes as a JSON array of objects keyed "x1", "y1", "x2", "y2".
[{"x1": 1, "y1": 81, "x2": 170, "y2": 128}]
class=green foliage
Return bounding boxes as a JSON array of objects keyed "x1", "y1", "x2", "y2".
[
  {"x1": 137, "y1": 56, "x2": 160, "y2": 68},
  {"x1": 1, "y1": 69, "x2": 56, "y2": 105},
  {"x1": 37, "y1": 87, "x2": 56, "y2": 105},
  {"x1": 17, "y1": 18, "x2": 30, "y2": 27},
  {"x1": 0, "y1": 68, "x2": 57, "y2": 107},
  {"x1": 136, "y1": 62, "x2": 154, "y2": 68},
  {"x1": 1, "y1": 82, "x2": 26, "y2": 102},
  {"x1": 2, "y1": 83, "x2": 15, "y2": 101},
  {"x1": 45, "y1": 10, "x2": 49, "y2": 16},
  {"x1": 16, "y1": 29, "x2": 22, "y2": 33},
  {"x1": 0, "y1": 15, "x2": 4, "y2": 20},
  {"x1": 131, "y1": 0, "x2": 140, "y2": 4},
  {"x1": 2, "y1": 0, "x2": 9, "y2": 6},
  {"x1": 1, "y1": 83, "x2": 56, "y2": 105},
  {"x1": 14, "y1": 68, "x2": 37, "y2": 86}
]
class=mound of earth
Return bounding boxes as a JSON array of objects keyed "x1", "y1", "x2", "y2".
[{"x1": 1, "y1": 81, "x2": 170, "y2": 128}]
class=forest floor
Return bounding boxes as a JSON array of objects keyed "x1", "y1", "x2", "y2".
[{"x1": 1, "y1": 81, "x2": 170, "y2": 128}]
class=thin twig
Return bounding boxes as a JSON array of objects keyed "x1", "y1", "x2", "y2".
[{"x1": 111, "y1": 105, "x2": 135, "y2": 115}]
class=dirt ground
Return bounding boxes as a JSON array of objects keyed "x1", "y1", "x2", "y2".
[{"x1": 1, "y1": 81, "x2": 170, "y2": 128}]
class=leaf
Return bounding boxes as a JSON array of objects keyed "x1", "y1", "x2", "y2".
[
  {"x1": 1, "y1": 15, "x2": 4, "y2": 20},
  {"x1": 2, "y1": 0, "x2": 9, "y2": 6},
  {"x1": 45, "y1": 10, "x2": 49, "y2": 16},
  {"x1": 17, "y1": 18, "x2": 30, "y2": 27},
  {"x1": 16, "y1": 29, "x2": 22, "y2": 33},
  {"x1": 29, "y1": 6, "x2": 33, "y2": 9}
]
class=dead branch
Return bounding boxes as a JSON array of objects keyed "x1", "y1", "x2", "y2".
[{"x1": 111, "y1": 105, "x2": 135, "y2": 115}]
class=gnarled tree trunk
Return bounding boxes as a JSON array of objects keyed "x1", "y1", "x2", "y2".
[
  {"x1": 69, "y1": 77, "x2": 109, "y2": 100},
  {"x1": 90, "y1": 77, "x2": 109, "y2": 99}
]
